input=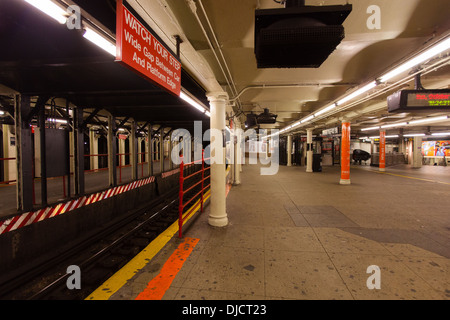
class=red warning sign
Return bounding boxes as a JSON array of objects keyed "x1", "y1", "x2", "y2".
[{"x1": 116, "y1": 0, "x2": 181, "y2": 96}]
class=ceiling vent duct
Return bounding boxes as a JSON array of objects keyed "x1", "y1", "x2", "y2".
[
  {"x1": 257, "y1": 108, "x2": 278, "y2": 124},
  {"x1": 246, "y1": 108, "x2": 278, "y2": 127},
  {"x1": 254, "y1": 0, "x2": 352, "y2": 68}
]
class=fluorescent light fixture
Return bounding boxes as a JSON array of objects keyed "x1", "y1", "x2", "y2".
[
  {"x1": 337, "y1": 81, "x2": 377, "y2": 106},
  {"x1": 432, "y1": 132, "x2": 450, "y2": 136},
  {"x1": 404, "y1": 133, "x2": 425, "y2": 137},
  {"x1": 0, "y1": 111, "x2": 4, "y2": 115},
  {"x1": 359, "y1": 137, "x2": 369, "y2": 140},
  {"x1": 381, "y1": 122, "x2": 407, "y2": 129},
  {"x1": 370, "y1": 135, "x2": 398, "y2": 139},
  {"x1": 314, "y1": 104, "x2": 336, "y2": 117},
  {"x1": 380, "y1": 37, "x2": 450, "y2": 82},
  {"x1": 408, "y1": 116, "x2": 449, "y2": 125},
  {"x1": 24, "y1": 0, "x2": 67, "y2": 24},
  {"x1": 205, "y1": 111, "x2": 211, "y2": 117},
  {"x1": 361, "y1": 126, "x2": 380, "y2": 132},
  {"x1": 301, "y1": 115, "x2": 314, "y2": 124},
  {"x1": 83, "y1": 27, "x2": 116, "y2": 56},
  {"x1": 292, "y1": 122, "x2": 301, "y2": 127},
  {"x1": 180, "y1": 91, "x2": 208, "y2": 114},
  {"x1": 48, "y1": 118, "x2": 68, "y2": 124}
]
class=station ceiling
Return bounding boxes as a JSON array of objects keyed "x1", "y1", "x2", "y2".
[
  {"x1": 0, "y1": 0, "x2": 210, "y2": 132},
  {"x1": 163, "y1": 0, "x2": 450, "y2": 135},
  {"x1": 1, "y1": 0, "x2": 449, "y2": 136}
]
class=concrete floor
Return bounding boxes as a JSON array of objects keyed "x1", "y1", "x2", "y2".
[{"x1": 110, "y1": 162, "x2": 450, "y2": 300}]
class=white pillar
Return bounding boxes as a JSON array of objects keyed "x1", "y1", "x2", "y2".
[
  {"x1": 306, "y1": 129, "x2": 313, "y2": 173},
  {"x1": 234, "y1": 121, "x2": 241, "y2": 185},
  {"x1": 160, "y1": 129, "x2": 164, "y2": 173},
  {"x1": 89, "y1": 128, "x2": 99, "y2": 171},
  {"x1": 208, "y1": 92, "x2": 228, "y2": 228},
  {"x1": 169, "y1": 136, "x2": 173, "y2": 170},
  {"x1": 412, "y1": 136, "x2": 423, "y2": 168},
  {"x1": 287, "y1": 134, "x2": 292, "y2": 167},
  {"x1": 2, "y1": 124, "x2": 17, "y2": 183},
  {"x1": 131, "y1": 121, "x2": 137, "y2": 180},
  {"x1": 119, "y1": 137, "x2": 126, "y2": 168},
  {"x1": 147, "y1": 125, "x2": 153, "y2": 176}
]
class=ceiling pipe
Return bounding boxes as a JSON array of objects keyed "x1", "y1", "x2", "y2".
[
  {"x1": 186, "y1": 0, "x2": 242, "y2": 115},
  {"x1": 230, "y1": 83, "x2": 356, "y2": 102},
  {"x1": 285, "y1": 55, "x2": 450, "y2": 135}
]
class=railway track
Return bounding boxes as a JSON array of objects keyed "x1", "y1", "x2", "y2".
[{"x1": 0, "y1": 169, "x2": 209, "y2": 300}]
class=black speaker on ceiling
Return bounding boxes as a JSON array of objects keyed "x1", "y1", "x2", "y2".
[{"x1": 254, "y1": 0, "x2": 352, "y2": 68}]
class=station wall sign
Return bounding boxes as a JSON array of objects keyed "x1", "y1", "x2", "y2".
[
  {"x1": 388, "y1": 89, "x2": 450, "y2": 113},
  {"x1": 116, "y1": 0, "x2": 181, "y2": 96}
]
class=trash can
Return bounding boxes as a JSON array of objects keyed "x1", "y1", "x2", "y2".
[{"x1": 313, "y1": 154, "x2": 322, "y2": 172}]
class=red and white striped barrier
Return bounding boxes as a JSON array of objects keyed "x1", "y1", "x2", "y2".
[{"x1": 0, "y1": 176, "x2": 155, "y2": 236}]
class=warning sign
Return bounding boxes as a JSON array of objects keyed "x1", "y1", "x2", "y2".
[{"x1": 116, "y1": 0, "x2": 181, "y2": 96}]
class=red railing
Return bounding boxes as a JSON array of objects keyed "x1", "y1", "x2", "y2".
[{"x1": 178, "y1": 150, "x2": 210, "y2": 238}]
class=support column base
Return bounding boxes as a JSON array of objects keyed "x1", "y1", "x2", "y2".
[
  {"x1": 306, "y1": 168, "x2": 313, "y2": 173},
  {"x1": 340, "y1": 179, "x2": 351, "y2": 185},
  {"x1": 208, "y1": 215, "x2": 229, "y2": 227},
  {"x1": 379, "y1": 168, "x2": 386, "y2": 172}
]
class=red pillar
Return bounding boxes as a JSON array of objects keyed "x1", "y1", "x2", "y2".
[
  {"x1": 340, "y1": 122, "x2": 351, "y2": 185},
  {"x1": 379, "y1": 130, "x2": 386, "y2": 172}
]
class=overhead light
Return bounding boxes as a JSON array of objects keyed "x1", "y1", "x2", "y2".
[
  {"x1": 432, "y1": 132, "x2": 450, "y2": 136},
  {"x1": 408, "y1": 116, "x2": 449, "y2": 125},
  {"x1": 300, "y1": 115, "x2": 314, "y2": 123},
  {"x1": 24, "y1": 0, "x2": 67, "y2": 24},
  {"x1": 83, "y1": 27, "x2": 116, "y2": 56},
  {"x1": 380, "y1": 37, "x2": 450, "y2": 82},
  {"x1": 381, "y1": 122, "x2": 408, "y2": 129},
  {"x1": 0, "y1": 111, "x2": 4, "y2": 116},
  {"x1": 337, "y1": 81, "x2": 377, "y2": 106},
  {"x1": 292, "y1": 122, "x2": 301, "y2": 127},
  {"x1": 205, "y1": 111, "x2": 211, "y2": 118},
  {"x1": 180, "y1": 91, "x2": 208, "y2": 114},
  {"x1": 361, "y1": 126, "x2": 380, "y2": 132},
  {"x1": 314, "y1": 104, "x2": 336, "y2": 117},
  {"x1": 369, "y1": 135, "x2": 398, "y2": 139},
  {"x1": 403, "y1": 133, "x2": 425, "y2": 137},
  {"x1": 47, "y1": 118, "x2": 68, "y2": 124}
]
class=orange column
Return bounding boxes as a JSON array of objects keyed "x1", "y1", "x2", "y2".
[
  {"x1": 379, "y1": 130, "x2": 386, "y2": 172},
  {"x1": 340, "y1": 122, "x2": 351, "y2": 185}
]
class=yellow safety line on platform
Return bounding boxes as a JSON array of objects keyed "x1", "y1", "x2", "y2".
[
  {"x1": 355, "y1": 167, "x2": 450, "y2": 185},
  {"x1": 86, "y1": 189, "x2": 211, "y2": 300}
]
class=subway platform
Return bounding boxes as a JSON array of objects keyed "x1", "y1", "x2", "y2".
[{"x1": 88, "y1": 163, "x2": 450, "y2": 300}]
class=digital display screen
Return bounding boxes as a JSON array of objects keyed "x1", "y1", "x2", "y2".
[
  {"x1": 407, "y1": 93, "x2": 450, "y2": 107},
  {"x1": 388, "y1": 89, "x2": 450, "y2": 112}
]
